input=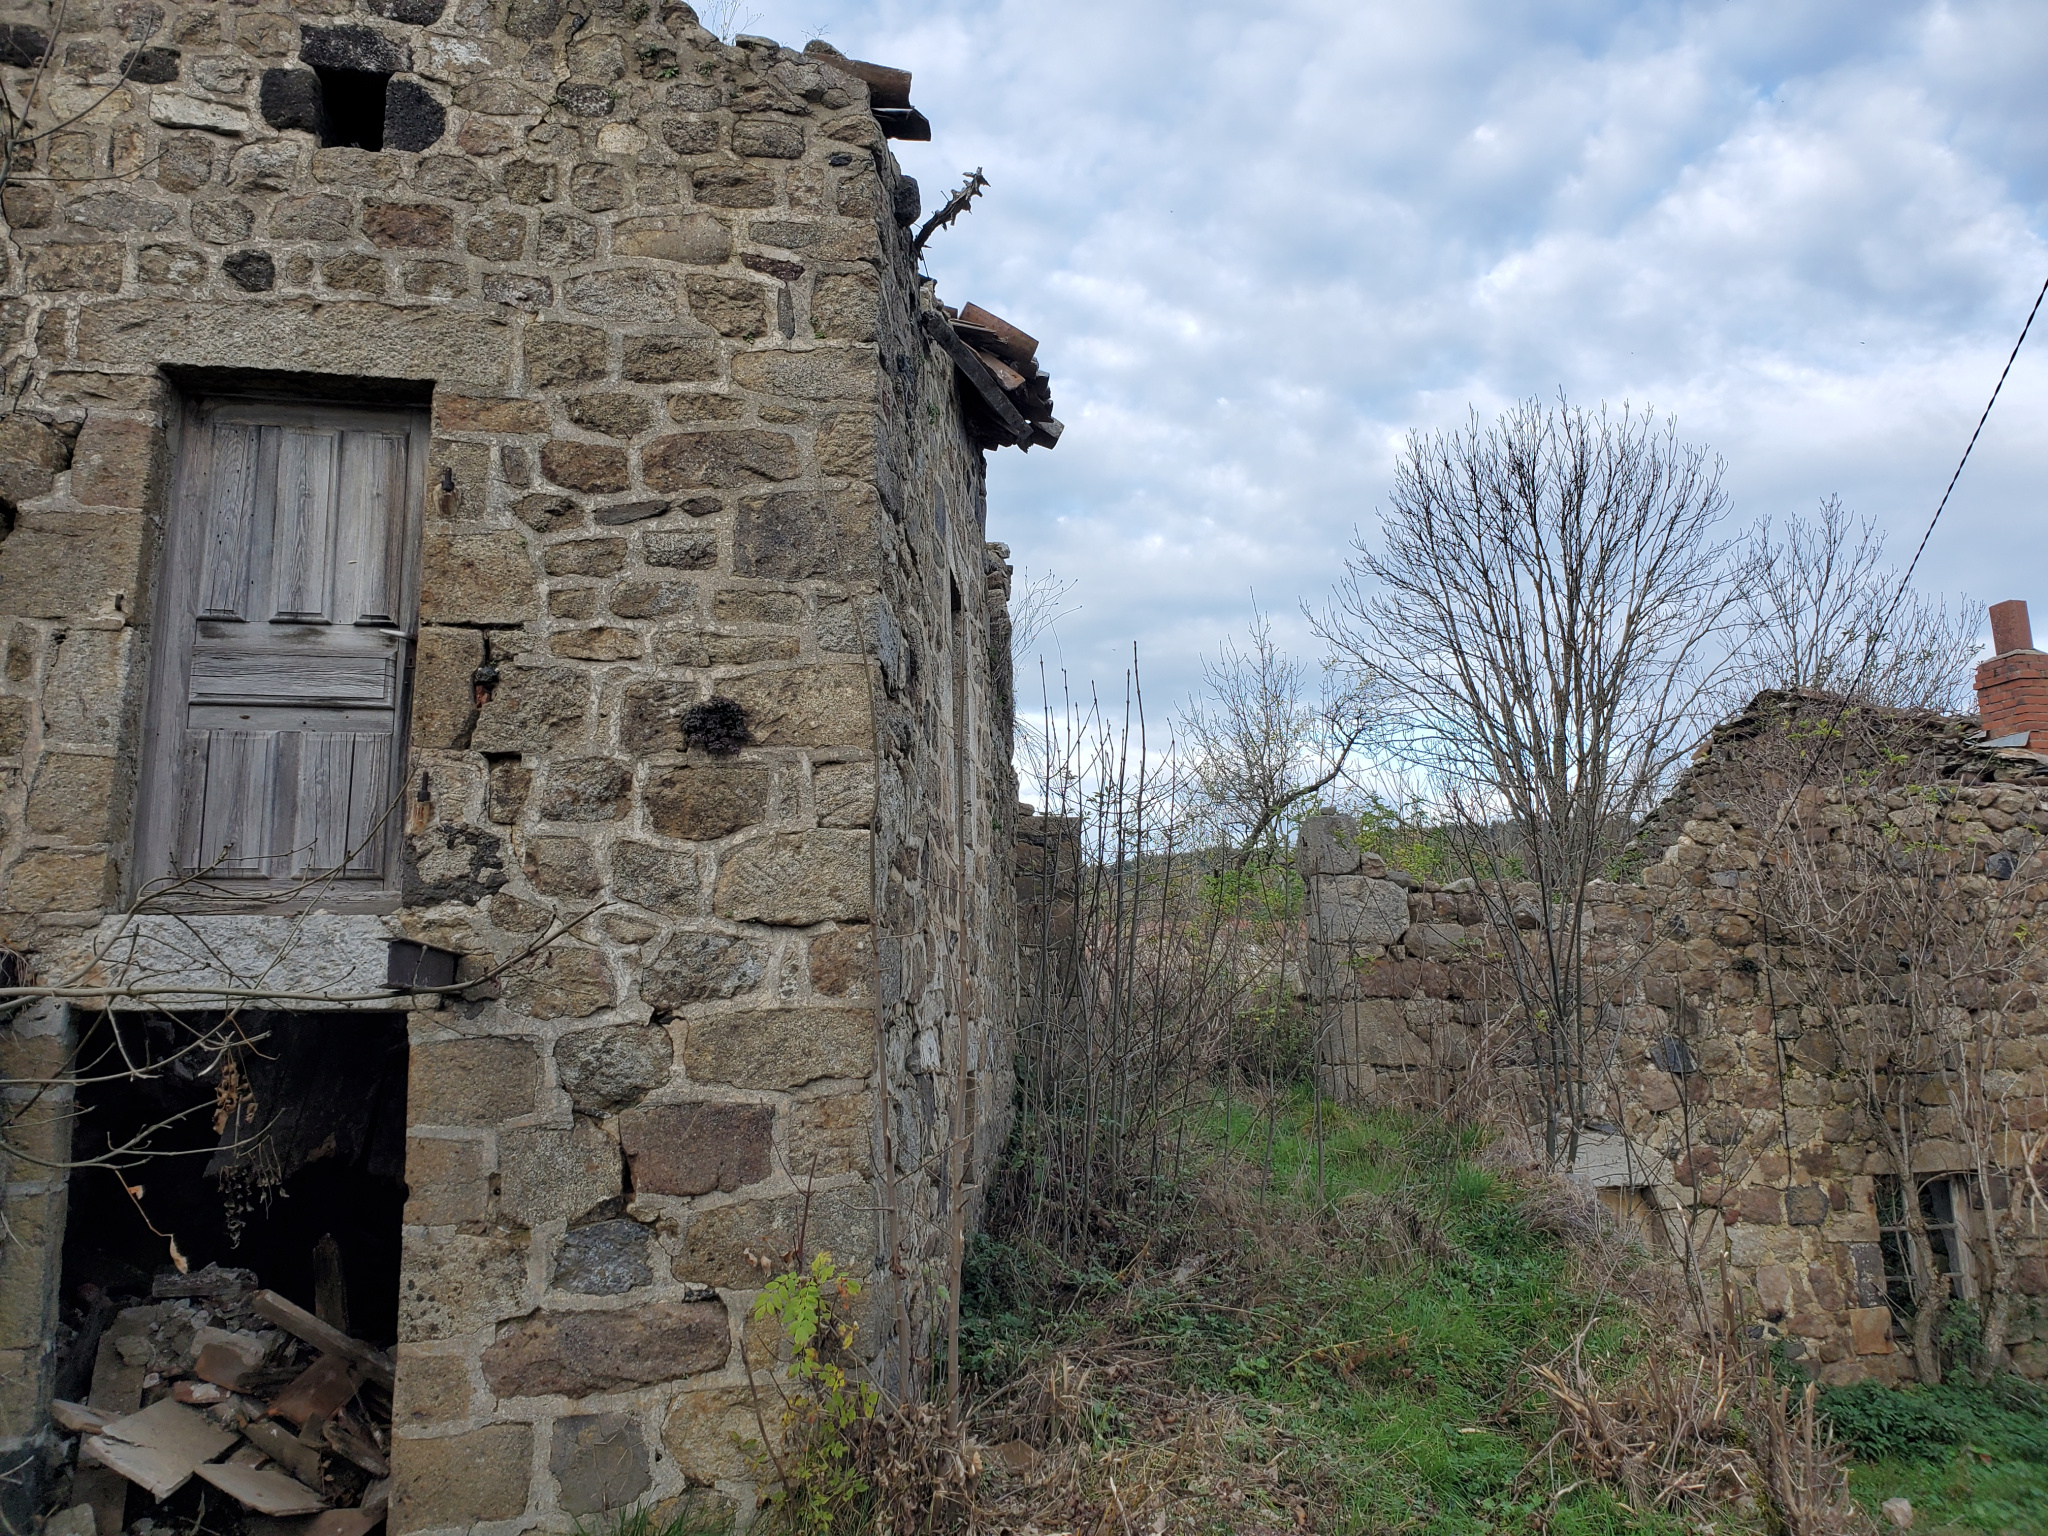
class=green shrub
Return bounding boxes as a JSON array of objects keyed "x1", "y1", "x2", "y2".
[{"x1": 1817, "y1": 1377, "x2": 2048, "y2": 1463}]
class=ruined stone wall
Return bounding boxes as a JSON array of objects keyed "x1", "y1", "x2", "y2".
[
  {"x1": 862, "y1": 213, "x2": 1020, "y2": 1392},
  {"x1": 1298, "y1": 712, "x2": 2048, "y2": 1386},
  {"x1": 0, "y1": 1, "x2": 1019, "y2": 1524}
]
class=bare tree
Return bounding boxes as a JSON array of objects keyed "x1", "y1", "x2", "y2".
[
  {"x1": 1006, "y1": 663, "x2": 1271, "y2": 1254},
  {"x1": 1725, "y1": 498, "x2": 1980, "y2": 715},
  {"x1": 1179, "y1": 607, "x2": 1374, "y2": 868},
  {"x1": 1316, "y1": 395, "x2": 1739, "y2": 1165}
]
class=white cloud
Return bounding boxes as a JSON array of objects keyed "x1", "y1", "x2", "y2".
[{"x1": 758, "y1": 0, "x2": 2048, "y2": 707}]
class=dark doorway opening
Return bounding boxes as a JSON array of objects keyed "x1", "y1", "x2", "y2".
[
  {"x1": 314, "y1": 68, "x2": 389, "y2": 151},
  {"x1": 51, "y1": 1010, "x2": 408, "y2": 1536},
  {"x1": 60, "y1": 1009, "x2": 410, "y2": 1347}
]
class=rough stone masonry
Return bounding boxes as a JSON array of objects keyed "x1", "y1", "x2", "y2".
[
  {"x1": 0, "y1": 1, "x2": 1025, "y2": 1527},
  {"x1": 1298, "y1": 684, "x2": 2048, "y2": 1388}
]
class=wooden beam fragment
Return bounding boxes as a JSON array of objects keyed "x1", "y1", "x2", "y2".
[
  {"x1": 194, "y1": 1463, "x2": 328, "y2": 1516},
  {"x1": 51, "y1": 1399, "x2": 112, "y2": 1434},
  {"x1": 973, "y1": 348, "x2": 1027, "y2": 393},
  {"x1": 921, "y1": 310, "x2": 1032, "y2": 445},
  {"x1": 250, "y1": 1291, "x2": 395, "y2": 1389},
  {"x1": 959, "y1": 303, "x2": 1039, "y2": 365},
  {"x1": 243, "y1": 1418, "x2": 325, "y2": 1485},
  {"x1": 872, "y1": 106, "x2": 931, "y2": 141},
  {"x1": 82, "y1": 1437, "x2": 194, "y2": 1501},
  {"x1": 101, "y1": 1399, "x2": 239, "y2": 1465}
]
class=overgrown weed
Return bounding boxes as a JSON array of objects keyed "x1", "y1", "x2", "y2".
[
  {"x1": 953, "y1": 1096, "x2": 1713, "y2": 1534},
  {"x1": 811, "y1": 1098, "x2": 2042, "y2": 1535}
]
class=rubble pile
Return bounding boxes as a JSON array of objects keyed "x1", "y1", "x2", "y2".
[{"x1": 48, "y1": 1266, "x2": 392, "y2": 1536}]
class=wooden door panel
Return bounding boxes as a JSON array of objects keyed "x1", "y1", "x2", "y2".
[
  {"x1": 189, "y1": 643, "x2": 395, "y2": 708},
  {"x1": 197, "y1": 423, "x2": 267, "y2": 621},
  {"x1": 187, "y1": 729, "x2": 283, "y2": 877},
  {"x1": 337, "y1": 430, "x2": 407, "y2": 626},
  {"x1": 292, "y1": 731, "x2": 391, "y2": 876},
  {"x1": 269, "y1": 428, "x2": 340, "y2": 623}
]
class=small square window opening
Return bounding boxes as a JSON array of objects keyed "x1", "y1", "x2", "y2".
[{"x1": 316, "y1": 67, "x2": 388, "y2": 151}]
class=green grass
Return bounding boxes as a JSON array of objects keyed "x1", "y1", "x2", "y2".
[
  {"x1": 964, "y1": 1098, "x2": 1686, "y2": 1534},
  {"x1": 969, "y1": 1099, "x2": 2048, "y2": 1535},
  {"x1": 569, "y1": 1496, "x2": 735, "y2": 1536},
  {"x1": 1820, "y1": 1379, "x2": 2048, "y2": 1535}
]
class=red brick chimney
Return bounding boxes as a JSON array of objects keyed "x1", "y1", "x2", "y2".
[{"x1": 1975, "y1": 599, "x2": 2048, "y2": 748}]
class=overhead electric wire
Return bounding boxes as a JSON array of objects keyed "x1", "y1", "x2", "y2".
[
  {"x1": 1750, "y1": 269, "x2": 2047, "y2": 1211},
  {"x1": 1775, "y1": 267, "x2": 2048, "y2": 816},
  {"x1": 1885, "y1": 269, "x2": 2048, "y2": 621}
]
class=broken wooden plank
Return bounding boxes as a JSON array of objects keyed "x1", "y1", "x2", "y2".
[
  {"x1": 101, "y1": 1397, "x2": 239, "y2": 1465},
  {"x1": 830, "y1": 57, "x2": 912, "y2": 109},
  {"x1": 1029, "y1": 419, "x2": 1065, "y2": 451},
  {"x1": 244, "y1": 1417, "x2": 325, "y2": 1485},
  {"x1": 972, "y1": 348, "x2": 1028, "y2": 394},
  {"x1": 50, "y1": 1399, "x2": 112, "y2": 1434},
  {"x1": 270, "y1": 1354, "x2": 360, "y2": 1428},
  {"x1": 312, "y1": 1236, "x2": 350, "y2": 1335},
  {"x1": 81, "y1": 1435, "x2": 196, "y2": 1501},
  {"x1": 322, "y1": 1411, "x2": 390, "y2": 1478},
  {"x1": 250, "y1": 1291, "x2": 395, "y2": 1389},
  {"x1": 959, "y1": 303, "x2": 1040, "y2": 365},
  {"x1": 950, "y1": 319, "x2": 1003, "y2": 351},
  {"x1": 195, "y1": 1463, "x2": 328, "y2": 1516},
  {"x1": 920, "y1": 311, "x2": 1031, "y2": 446}
]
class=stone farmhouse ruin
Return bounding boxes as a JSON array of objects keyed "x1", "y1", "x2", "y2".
[
  {"x1": 0, "y1": 1, "x2": 1062, "y2": 1528},
  {"x1": 1301, "y1": 600, "x2": 2048, "y2": 1388},
  {"x1": 2, "y1": 0, "x2": 2044, "y2": 1522}
]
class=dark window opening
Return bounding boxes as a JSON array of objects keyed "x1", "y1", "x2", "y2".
[
  {"x1": 315, "y1": 67, "x2": 388, "y2": 150},
  {"x1": 1875, "y1": 1174, "x2": 1971, "y2": 1328}
]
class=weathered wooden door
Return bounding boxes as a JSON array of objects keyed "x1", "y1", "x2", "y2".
[{"x1": 134, "y1": 398, "x2": 429, "y2": 908}]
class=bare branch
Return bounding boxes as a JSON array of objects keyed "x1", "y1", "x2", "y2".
[
  {"x1": 1723, "y1": 497, "x2": 1980, "y2": 714},
  {"x1": 912, "y1": 169, "x2": 988, "y2": 255}
]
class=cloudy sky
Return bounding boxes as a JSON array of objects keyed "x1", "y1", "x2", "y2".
[{"x1": 752, "y1": 0, "x2": 2048, "y2": 713}]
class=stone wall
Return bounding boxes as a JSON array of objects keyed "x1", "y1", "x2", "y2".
[
  {"x1": 1298, "y1": 700, "x2": 2048, "y2": 1385},
  {"x1": 0, "y1": 1, "x2": 1021, "y2": 1525}
]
